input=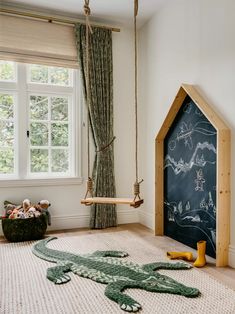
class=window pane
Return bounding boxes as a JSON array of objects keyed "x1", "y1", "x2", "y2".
[
  {"x1": 52, "y1": 149, "x2": 69, "y2": 172},
  {"x1": 0, "y1": 121, "x2": 14, "y2": 146},
  {"x1": 30, "y1": 149, "x2": 48, "y2": 172},
  {"x1": 0, "y1": 61, "x2": 15, "y2": 81},
  {"x1": 51, "y1": 123, "x2": 68, "y2": 146},
  {"x1": 0, "y1": 91, "x2": 15, "y2": 175},
  {"x1": 0, "y1": 149, "x2": 14, "y2": 174},
  {"x1": 30, "y1": 95, "x2": 48, "y2": 120},
  {"x1": 50, "y1": 67, "x2": 69, "y2": 86},
  {"x1": 51, "y1": 97, "x2": 68, "y2": 121},
  {"x1": 30, "y1": 122, "x2": 48, "y2": 146},
  {"x1": 0, "y1": 94, "x2": 14, "y2": 119},
  {"x1": 29, "y1": 64, "x2": 48, "y2": 83}
]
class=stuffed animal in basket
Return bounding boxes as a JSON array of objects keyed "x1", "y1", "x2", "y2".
[
  {"x1": 3, "y1": 199, "x2": 51, "y2": 224},
  {"x1": 37, "y1": 200, "x2": 51, "y2": 225}
]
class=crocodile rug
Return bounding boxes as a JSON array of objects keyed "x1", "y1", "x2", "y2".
[{"x1": 1, "y1": 231, "x2": 235, "y2": 314}]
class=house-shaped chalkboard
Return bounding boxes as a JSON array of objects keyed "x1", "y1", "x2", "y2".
[{"x1": 155, "y1": 84, "x2": 230, "y2": 266}]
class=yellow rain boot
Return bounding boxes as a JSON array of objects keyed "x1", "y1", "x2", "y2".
[
  {"x1": 193, "y1": 240, "x2": 207, "y2": 267},
  {"x1": 167, "y1": 251, "x2": 193, "y2": 261}
]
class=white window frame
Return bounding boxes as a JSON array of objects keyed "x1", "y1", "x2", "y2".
[{"x1": 0, "y1": 61, "x2": 82, "y2": 187}]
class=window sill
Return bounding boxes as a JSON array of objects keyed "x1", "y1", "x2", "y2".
[{"x1": 0, "y1": 177, "x2": 83, "y2": 188}]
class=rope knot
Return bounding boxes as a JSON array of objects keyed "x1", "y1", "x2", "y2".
[
  {"x1": 84, "y1": 4, "x2": 91, "y2": 16},
  {"x1": 134, "y1": 179, "x2": 143, "y2": 196},
  {"x1": 87, "y1": 177, "x2": 93, "y2": 193}
]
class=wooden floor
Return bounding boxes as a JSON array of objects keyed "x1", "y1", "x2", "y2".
[{"x1": 1, "y1": 223, "x2": 235, "y2": 290}]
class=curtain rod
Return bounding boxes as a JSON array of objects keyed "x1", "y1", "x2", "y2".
[{"x1": 0, "y1": 8, "x2": 121, "y2": 32}]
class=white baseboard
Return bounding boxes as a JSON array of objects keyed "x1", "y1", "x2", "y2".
[
  {"x1": 139, "y1": 210, "x2": 154, "y2": 230},
  {"x1": 47, "y1": 214, "x2": 90, "y2": 231},
  {"x1": 49, "y1": 209, "x2": 139, "y2": 231},
  {"x1": 229, "y1": 244, "x2": 235, "y2": 268}
]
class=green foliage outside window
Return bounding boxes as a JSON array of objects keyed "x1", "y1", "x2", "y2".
[
  {"x1": 0, "y1": 93, "x2": 14, "y2": 174},
  {"x1": 0, "y1": 61, "x2": 15, "y2": 81},
  {"x1": 31, "y1": 149, "x2": 48, "y2": 172},
  {"x1": 52, "y1": 149, "x2": 69, "y2": 172},
  {"x1": 0, "y1": 121, "x2": 14, "y2": 146},
  {"x1": 51, "y1": 123, "x2": 68, "y2": 146},
  {"x1": 0, "y1": 149, "x2": 14, "y2": 174},
  {"x1": 30, "y1": 122, "x2": 48, "y2": 146},
  {"x1": 0, "y1": 94, "x2": 14, "y2": 119},
  {"x1": 29, "y1": 64, "x2": 69, "y2": 86},
  {"x1": 51, "y1": 97, "x2": 68, "y2": 120},
  {"x1": 50, "y1": 67, "x2": 69, "y2": 86},
  {"x1": 30, "y1": 64, "x2": 48, "y2": 83},
  {"x1": 30, "y1": 96, "x2": 48, "y2": 120}
]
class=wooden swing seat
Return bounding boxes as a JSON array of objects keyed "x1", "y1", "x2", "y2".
[{"x1": 81, "y1": 197, "x2": 144, "y2": 207}]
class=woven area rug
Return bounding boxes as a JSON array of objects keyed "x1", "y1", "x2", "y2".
[{"x1": 0, "y1": 231, "x2": 235, "y2": 314}]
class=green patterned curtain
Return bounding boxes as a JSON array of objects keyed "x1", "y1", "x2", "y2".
[{"x1": 75, "y1": 24, "x2": 117, "y2": 229}]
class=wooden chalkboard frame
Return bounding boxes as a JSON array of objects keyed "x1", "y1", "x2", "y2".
[{"x1": 155, "y1": 84, "x2": 231, "y2": 267}]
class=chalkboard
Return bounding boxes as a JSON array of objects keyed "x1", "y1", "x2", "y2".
[{"x1": 164, "y1": 95, "x2": 217, "y2": 258}]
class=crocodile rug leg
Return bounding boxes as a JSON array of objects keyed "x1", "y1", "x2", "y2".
[
  {"x1": 142, "y1": 261, "x2": 191, "y2": 272},
  {"x1": 105, "y1": 280, "x2": 143, "y2": 312},
  {"x1": 47, "y1": 264, "x2": 71, "y2": 284}
]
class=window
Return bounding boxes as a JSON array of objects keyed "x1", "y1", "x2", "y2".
[{"x1": 0, "y1": 61, "x2": 81, "y2": 183}]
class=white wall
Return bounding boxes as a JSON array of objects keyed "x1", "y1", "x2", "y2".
[
  {"x1": 0, "y1": 27, "x2": 138, "y2": 234},
  {"x1": 138, "y1": 0, "x2": 235, "y2": 267}
]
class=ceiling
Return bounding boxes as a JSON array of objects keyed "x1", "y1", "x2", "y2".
[{"x1": 2, "y1": 0, "x2": 169, "y2": 28}]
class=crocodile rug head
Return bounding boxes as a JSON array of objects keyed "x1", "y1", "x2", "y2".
[{"x1": 1, "y1": 231, "x2": 235, "y2": 314}]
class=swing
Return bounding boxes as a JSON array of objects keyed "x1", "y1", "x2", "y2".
[{"x1": 81, "y1": 0, "x2": 143, "y2": 208}]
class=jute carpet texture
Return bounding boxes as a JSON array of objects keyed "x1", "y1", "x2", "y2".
[{"x1": 0, "y1": 231, "x2": 235, "y2": 314}]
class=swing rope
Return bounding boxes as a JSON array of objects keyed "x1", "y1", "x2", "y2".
[
  {"x1": 133, "y1": 0, "x2": 143, "y2": 201},
  {"x1": 82, "y1": 0, "x2": 143, "y2": 207},
  {"x1": 134, "y1": 0, "x2": 138, "y2": 184}
]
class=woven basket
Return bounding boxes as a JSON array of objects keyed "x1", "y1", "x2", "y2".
[{"x1": 2, "y1": 214, "x2": 48, "y2": 242}]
